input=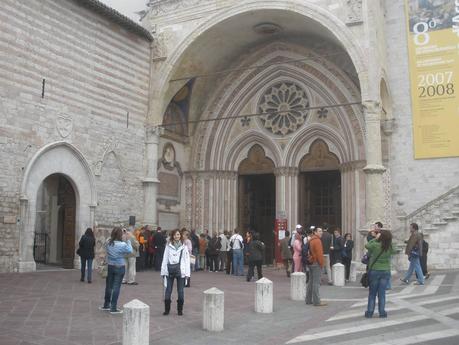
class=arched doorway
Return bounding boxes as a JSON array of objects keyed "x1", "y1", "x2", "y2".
[
  {"x1": 19, "y1": 142, "x2": 97, "y2": 272},
  {"x1": 34, "y1": 174, "x2": 76, "y2": 268},
  {"x1": 299, "y1": 140, "x2": 341, "y2": 229},
  {"x1": 238, "y1": 145, "x2": 276, "y2": 264}
]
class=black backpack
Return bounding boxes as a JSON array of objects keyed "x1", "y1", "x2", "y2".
[{"x1": 301, "y1": 238, "x2": 313, "y2": 265}]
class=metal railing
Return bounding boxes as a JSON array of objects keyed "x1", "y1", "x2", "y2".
[{"x1": 33, "y1": 233, "x2": 48, "y2": 264}]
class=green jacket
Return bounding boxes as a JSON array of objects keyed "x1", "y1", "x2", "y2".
[{"x1": 365, "y1": 239, "x2": 395, "y2": 271}]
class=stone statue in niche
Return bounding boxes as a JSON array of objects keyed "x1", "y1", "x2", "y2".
[{"x1": 162, "y1": 143, "x2": 176, "y2": 170}]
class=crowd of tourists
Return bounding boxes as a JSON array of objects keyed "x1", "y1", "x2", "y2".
[{"x1": 76, "y1": 219, "x2": 430, "y2": 318}]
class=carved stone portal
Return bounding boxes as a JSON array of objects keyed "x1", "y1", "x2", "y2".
[
  {"x1": 300, "y1": 140, "x2": 340, "y2": 171},
  {"x1": 238, "y1": 145, "x2": 275, "y2": 175}
]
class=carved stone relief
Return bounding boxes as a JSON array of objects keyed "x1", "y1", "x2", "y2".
[
  {"x1": 238, "y1": 145, "x2": 275, "y2": 175},
  {"x1": 94, "y1": 137, "x2": 122, "y2": 177},
  {"x1": 56, "y1": 114, "x2": 73, "y2": 138},
  {"x1": 345, "y1": 0, "x2": 363, "y2": 25},
  {"x1": 300, "y1": 140, "x2": 340, "y2": 171},
  {"x1": 147, "y1": 0, "x2": 203, "y2": 16}
]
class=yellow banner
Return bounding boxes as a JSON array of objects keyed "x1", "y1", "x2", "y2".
[{"x1": 405, "y1": 0, "x2": 459, "y2": 159}]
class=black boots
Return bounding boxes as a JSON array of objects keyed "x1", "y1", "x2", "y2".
[
  {"x1": 177, "y1": 299, "x2": 184, "y2": 316},
  {"x1": 163, "y1": 300, "x2": 171, "y2": 315}
]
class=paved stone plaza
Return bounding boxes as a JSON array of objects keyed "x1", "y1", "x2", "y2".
[{"x1": 0, "y1": 267, "x2": 458, "y2": 345}]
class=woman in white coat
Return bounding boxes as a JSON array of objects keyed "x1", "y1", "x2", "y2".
[{"x1": 161, "y1": 229, "x2": 191, "y2": 315}]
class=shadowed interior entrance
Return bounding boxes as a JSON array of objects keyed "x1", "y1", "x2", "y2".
[
  {"x1": 237, "y1": 145, "x2": 276, "y2": 264},
  {"x1": 34, "y1": 174, "x2": 76, "y2": 268}
]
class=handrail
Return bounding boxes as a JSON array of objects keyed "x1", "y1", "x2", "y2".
[{"x1": 404, "y1": 185, "x2": 459, "y2": 220}]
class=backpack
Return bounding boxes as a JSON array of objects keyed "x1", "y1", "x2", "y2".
[{"x1": 301, "y1": 238, "x2": 313, "y2": 265}]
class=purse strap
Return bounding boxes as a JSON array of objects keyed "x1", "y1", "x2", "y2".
[{"x1": 368, "y1": 249, "x2": 384, "y2": 271}]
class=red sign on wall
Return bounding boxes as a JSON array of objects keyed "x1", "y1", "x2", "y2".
[{"x1": 274, "y1": 218, "x2": 287, "y2": 264}]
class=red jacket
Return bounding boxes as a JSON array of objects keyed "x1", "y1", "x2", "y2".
[{"x1": 309, "y1": 235, "x2": 324, "y2": 268}]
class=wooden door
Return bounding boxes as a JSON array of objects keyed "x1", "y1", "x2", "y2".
[{"x1": 300, "y1": 171, "x2": 341, "y2": 228}]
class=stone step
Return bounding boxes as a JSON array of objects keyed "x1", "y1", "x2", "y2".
[
  {"x1": 432, "y1": 221, "x2": 448, "y2": 226},
  {"x1": 443, "y1": 216, "x2": 458, "y2": 221},
  {"x1": 423, "y1": 227, "x2": 439, "y2": 232}
]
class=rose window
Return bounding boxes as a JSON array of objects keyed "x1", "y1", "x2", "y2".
[{"x1": 258, "y1": 82, "x2": 309, "y2": 135}]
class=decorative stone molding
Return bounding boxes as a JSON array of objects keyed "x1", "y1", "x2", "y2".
[
  {"x1": 273, "y1": 167, "x2": 299, "y2": 177},
  {"x1": 146, "y1": 125, "x2": 164, "y2": 143},
  {"x1": 362, "y1": 100, "x2": 382, "y2": 116},
  {"x1": 382, "y1": 118, "x2": 395, "y2": 135},
  {"x1": 258, "y1": 81, "x2": 309, "y2": 136},
  {"x1": 147, "y1": 0, "x2": 203, "y2": 16},
  {"x1": 345, "y1": 0, "x2": 363, "y2": 26},
  {"x1": 94, "y1": 137, "x2": 123, "y2": 178}
]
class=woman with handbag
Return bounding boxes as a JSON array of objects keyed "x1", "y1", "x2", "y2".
[
  {"x1": 78, "y1": 228, "x2": 95, "y2": 283},
  {"x1": 161, "y1": 229, "x2": 191, "y2": 316},
  {"x1": 364, "y1": 230, "x2": 395, "y2": 318}
]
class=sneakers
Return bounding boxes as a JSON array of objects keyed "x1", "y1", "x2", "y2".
[
  {"x1": 110, "y1": 309, "x2": 123, "y2": 314},
  {"x1": 127, "y1": 282, "x2": 138, "y2": 285},
  {"x1": 99, "y1": 306, "x2": 110, "y2": 311},
  {"x1": 400, "y1": 278, "x2": 409, "y2": 284},
  {"x1": 313, "y1": 302, "x2": 328, "y2": 307},
  {"x1": 414, "y1": 282, "x2": 424, "y2": 285}
]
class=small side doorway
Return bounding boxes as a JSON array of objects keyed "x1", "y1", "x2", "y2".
[{"x1": 34, "y1": 174, "x2": 76, "y2": 268}]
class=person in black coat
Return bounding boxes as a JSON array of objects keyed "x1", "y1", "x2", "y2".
[
  {"x1": 78, "y1": 228, "x2": 95, "y2": 283},
  {"x1": 330, "y1": 229, "x2": 344, "y2": 265},
  {"x1": 245, "y1": 232, "x2": 265, "y2": 282},
  {"x1": 153, "y1": 228, "x2": 166, "y2": 271},
  {"x1": 342, "y1": 233, "x2": 354, "y2": 281}
]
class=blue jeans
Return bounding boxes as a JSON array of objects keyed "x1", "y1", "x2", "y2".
[
  {"x1": 232, "y1": 249, "x2": 244, "y2": 275},
  {"x1": 104, "y1": 265, "x2": 125, "y2": 312},
  {"x1": 80, "y1": 257, "x2": 93, "y2": 282},
  {"x1": 366, "y1": 270, "x2": 390, "y2": 317},
  {"x1": 164, "y1": 276, "x2": 185, "y2": 302},
  {"x1": 403, "y1": 256, "x2": 424, "y2": 284}
]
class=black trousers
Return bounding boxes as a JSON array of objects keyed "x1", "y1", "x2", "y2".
[{"x1": 247, "y1": 260, "x2": 263, "y2": 281}]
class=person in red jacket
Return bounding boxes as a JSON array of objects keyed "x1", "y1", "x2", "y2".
[{"x1": 306, "y1": 227, "x2": 327, "y2": 307}]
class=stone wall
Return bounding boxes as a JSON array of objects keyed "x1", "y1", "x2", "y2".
[
  {"x1": 384, "y1": 1, "x2": 459, "y2": 232},
  {"x1": 0, "y1": 0, "x2": 151, "y2": 271}
]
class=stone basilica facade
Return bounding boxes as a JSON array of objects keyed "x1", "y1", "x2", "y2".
[{"x1": 0, "y1": 0, "x2": 458, "y2": 272}]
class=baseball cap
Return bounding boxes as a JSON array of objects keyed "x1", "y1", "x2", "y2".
[{"x1": 295, "y1": 224, "x2": 302, "y2": 229}]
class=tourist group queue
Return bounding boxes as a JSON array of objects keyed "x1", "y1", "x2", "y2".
[{"x1": 76, "y1": 221, "x2": 430, "y2": 318}]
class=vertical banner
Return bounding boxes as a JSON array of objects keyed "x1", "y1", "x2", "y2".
[{"x1": 405, "y1": 0, "x2": 459, "y2": 159}]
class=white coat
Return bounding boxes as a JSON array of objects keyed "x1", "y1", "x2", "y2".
[{"x1": 161, "y1": 241, "x2": 191, "y2": 278}]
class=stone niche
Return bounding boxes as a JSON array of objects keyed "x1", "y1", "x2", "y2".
[{"x1": 158, "y1": 142, "x2": 182, "y2": 208}]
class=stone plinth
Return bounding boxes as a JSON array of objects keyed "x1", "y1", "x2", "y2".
[
  {"x1": 123, "y1": 299, "x2": 149, "y2": 345},
  {"x1": 350, "y1": 261, "x2": 358, "y2": 282},
  {"x1": 255, "y1": 277, "x2": 273, "y2": 313},
  {"x1": 203, "y1": 287, "x2": 224, "y2": 331},
  {"x1": 290, "y1": 272, "x2": 306, "y2": 300},
  {"x1": 332, "y1": 263, "x2": 345, "y2": 286}
]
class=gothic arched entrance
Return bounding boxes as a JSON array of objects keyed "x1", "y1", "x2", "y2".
[
  {"x1": 298, "y1": 140, "x2": 341, "y2": 229},
  {"x1": 34, "y1": 174, "x2": 76, "y2": 268},
  {"x1": 238, "y1": 145, "x2": 276, "y2": 264}
]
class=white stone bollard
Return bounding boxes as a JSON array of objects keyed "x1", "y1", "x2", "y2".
[
  {"x1": 332, "y1": 263, "x2": 345, "y2": 286},
  {"x1": 203, "y1": 287, "x2": 224, "y2": 331},
  {"x1": 290, "y1": 272, "x2": 306, "y2": 301},
  {"x1": 255, "y1": 277, "x2": 273, "y2": 313},
  {"x1": 349, "y1": 261, "x2": 358, "y2": 282},
  {"x1": 123, "y1": 299, "x2": 149, "y2": 345}
]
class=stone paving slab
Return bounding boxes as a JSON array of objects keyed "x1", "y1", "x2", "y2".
[{"x1": 0, "y1": 268, "x2": 454, "y2": 345}]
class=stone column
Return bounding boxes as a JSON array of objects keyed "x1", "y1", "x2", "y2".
[
  {"x1": 274, "y1": 167, "x2": 299, "y2": 229},
  {"x1": 362, "y1": 101, "x2": 386, "y2": 227},
  {"x1": 255, "y1": 277, "x2": 273, "y2": 313},
  {"x1": 123, "y1": 299, "x2": 149, "y2": 345},
  {"x1": 142, "y1": 126, "x2": 163, "y2": 226},
  {"x1": 290, "y1": 272, "x2": 306, "y2": 301},
  {"x1": 203, "y1": 287, "x2": 224, "y2": 331}
]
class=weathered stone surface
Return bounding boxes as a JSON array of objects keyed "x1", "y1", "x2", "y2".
[
  {"x1": 203, "y1": 287, "x2": 224, "y2": 332},
  {"x1": 255, "y1": 277, "x2": 273, "y2": 313},
  {"x1": 123, "y1": 299, "x2": 149, "y2": 345},
  {"x1": 290, "y1": 272, "x2": 306, "y2": 301}
]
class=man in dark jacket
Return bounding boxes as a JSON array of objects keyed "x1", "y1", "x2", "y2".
[
  {"x1": 320, "y1": 224, "x2": 332, "y2": 284},
  {"x1": 330, "y1": 229, "x2": 344, "y2": 265},
  {"x1": 280, "y1": 230, "x2": 293, "y2": 277}
]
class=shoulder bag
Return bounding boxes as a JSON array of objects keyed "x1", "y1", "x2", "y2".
[
  {"x1": 360, "y1": 250, "x2": 384, "y2": 288},
  {"x1": 167, "y1": 248, "x2": 183, "y2": 278}
]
